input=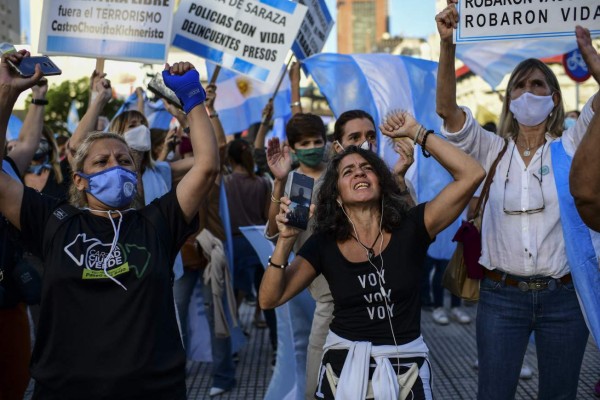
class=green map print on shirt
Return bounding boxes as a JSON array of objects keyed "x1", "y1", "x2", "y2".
[{"x1": 64, "y1": 234, "x2": 151, "y2": 279}]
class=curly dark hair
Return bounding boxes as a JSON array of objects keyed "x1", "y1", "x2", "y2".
[{"x1": 314, "y1": 146, "x2": 410, "y2": 241}]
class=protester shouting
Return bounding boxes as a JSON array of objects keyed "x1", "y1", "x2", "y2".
[
  {"x1": 0, "y1": 53, "x2": 218, "y2": 399},
  {"x1": 259, "y1": 110, "x2": 484, "y2": 400}
]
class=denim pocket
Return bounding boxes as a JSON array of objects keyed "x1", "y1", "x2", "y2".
[{"x1": 480, "y1": 276, "x2": 502, "y2": 291}]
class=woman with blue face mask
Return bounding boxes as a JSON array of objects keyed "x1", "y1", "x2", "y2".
[
  {"x1": 437, "y1": 2, "x2": 600, "y2": 399},
  {"x1": 0, "y1": 54, "x2": 218, "y2": 400}
]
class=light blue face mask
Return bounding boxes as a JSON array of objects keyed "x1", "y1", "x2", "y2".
[
  {"x1": 564, "y1": 117, "x2": 577, "y2": 130},
  {"x1": 78, "y1": 166, "x2": 137, "y2": 208}
]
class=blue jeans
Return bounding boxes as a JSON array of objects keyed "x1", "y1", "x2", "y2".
[
  {"x1": 173, "y1": 268, "x2": 236, "y2": 390},
  {"x1": 422, "y1": 256, "x2": 460, "y2": 308},
  {"x1": 476, "y1": 275, "x2": 588, "y2": 400}
]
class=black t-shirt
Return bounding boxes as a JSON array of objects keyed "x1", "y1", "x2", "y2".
[
  {"x1": 19, "y1": 186, "x2": 198, "y2": 400},
  {"x1": 1, "y1": 157, "x2": 24, "y2": 308},
  {"x1": 298, "y1": 203, "x2": 432, "y2": 346}
]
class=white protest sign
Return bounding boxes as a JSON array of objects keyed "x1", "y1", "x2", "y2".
[
  {"x1": 38, "y1": 0, "x2": 174, "y2": 64},
  {"x1": 172, "y1": 0, "x2": 307, "y2": 85},
  {"x1": 291, "y1": 0, "x2": 334, "y2": 60},
  {"x1": 455, "y1": 0, "x2": 600, "y2": 44}
]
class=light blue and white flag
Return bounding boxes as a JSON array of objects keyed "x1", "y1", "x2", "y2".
[
  {"x1": 112, "y1": 93, "x2": 174, "y2": 131},
  {"x1": 455, "y1": 37, "x2": 580, "y2": 89},
  {"x1": 67, "y1": 100, "x2": 80, "y2": 134},
  {"x1": 206, "y1": 63, "x2": 292, "y2": 136},
  {"x1": 303, "y1": 53, "x2": 459, "y2": 259},
  {"x1": 7, "y1": 114, "x2": 23, "y2": 141}
]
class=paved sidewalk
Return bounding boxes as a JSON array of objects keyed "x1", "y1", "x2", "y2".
[
  {"x1": 24, "y1": 301, "x2": 599, "y2": 399},
  {"x1": 184, "y1": 301, "x2": 600, "y2": 399}
]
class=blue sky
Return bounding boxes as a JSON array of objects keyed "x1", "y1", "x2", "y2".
[{"x1": 21, "y1": 0, "x2": 436, "y2": 52}]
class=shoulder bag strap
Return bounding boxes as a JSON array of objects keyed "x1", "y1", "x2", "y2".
[{"x1": 473, "y1": 139, "x2": 509, "y2": 221}]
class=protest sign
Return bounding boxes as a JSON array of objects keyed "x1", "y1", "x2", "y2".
[
  {"x1": 38, "y1": 0, "x2": 174, "y2": 64},
  {"x1": 172, "y1": 0, "x2": 307, "y2": 85},
  {"x1": 455, "y1": 0, "x2": 600, "y2": 44},
  {"x1": 291, "y1": 0, "x2": 334, "y2": 60}
]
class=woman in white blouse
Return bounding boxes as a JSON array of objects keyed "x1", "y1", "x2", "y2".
[{"x1": 436, "y1": 2, "x2": 600, "y2": 400}]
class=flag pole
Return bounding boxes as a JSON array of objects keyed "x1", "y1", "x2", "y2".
[
  {"x1": 270, "y1": 56, "x2": 295, "y2": 101},
  {"x1": 95, "y1": 58, "x2": 105, "y2": 75},
  {"x1": 209, "y1": 65, "x2": 221, "y2": 85}
]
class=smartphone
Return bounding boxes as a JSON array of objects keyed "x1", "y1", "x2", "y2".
[
  {"x1": 284, "y1": 172, "x2": 314, "y2": 230},
  {"x1": 147, "y1": 73, "x2": 183, "y2": 110},
  {"x1": 8, "y1": 56, "x2": 62, "y2": 77}
]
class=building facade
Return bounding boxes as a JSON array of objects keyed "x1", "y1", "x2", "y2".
[
  {"x1": 0, "y1": 0, "x2": 21, "y2": 44},
  {"x1": 337, "y1": 0, "x2": 388, "y2": 54}
]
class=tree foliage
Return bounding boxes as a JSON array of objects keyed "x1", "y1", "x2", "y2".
[{"x1": 25, "y1": 77, "x2": 124, "y2": 136}]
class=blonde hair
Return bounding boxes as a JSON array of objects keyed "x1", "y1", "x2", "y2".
[
  {"x1": 498, "y1": 59, "x2": 565, "y2": 140},
  {"x1": 68, "y1": 132, "x2": 135, "y2": 207}
]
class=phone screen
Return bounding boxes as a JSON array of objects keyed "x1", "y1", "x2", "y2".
[{"x1": 285, "y1": 172, "x2": 314, "y2": 230}]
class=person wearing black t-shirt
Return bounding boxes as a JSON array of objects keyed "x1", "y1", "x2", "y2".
[
  {"x1": 259, "y1": 111, "x2": 485, "y2": 400},
  {"x1": 0, "y1": 53, "x2": 219, "y2": 400}
]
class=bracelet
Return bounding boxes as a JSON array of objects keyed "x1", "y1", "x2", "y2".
[
  {"x1": 268, "y1": 256, "x2": 289, "y2": 269},
  {"x1": 421, "y1": 130, "x2": 433, "y2": 158},
  {"x1": 413, "y1": 125, "x2": 426, "y2": 145},
  {"x1": 270, "y1": 194, "x2": 281, "y2": 204},
  {"x1": 209, "y1": 112, "x2": 219, "y2": 118},
  {"x1": 31, "y1": 98, "x2": 48, "y2": 105},
  {"x1": 290, "y1": 101, "x2": 301, "y2": 108}
]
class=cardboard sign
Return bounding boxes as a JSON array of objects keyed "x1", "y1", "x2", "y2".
[
  {"x1": 455, "y1": 0, "x2": 600, "y2": 44},
  {"x1": 172, "y1": 0, "x2": 307, "y2": 85},
  {"x1": 291, "y1": 0, "x2": 334, "y2": 60},
  {"x1": 38, "y1": 0, "x2": 175, "y2": 63}
]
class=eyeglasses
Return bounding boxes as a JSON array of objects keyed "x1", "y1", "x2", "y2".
[{"x1": 503, "y1": 143, "x2": 545, "y2": 215}]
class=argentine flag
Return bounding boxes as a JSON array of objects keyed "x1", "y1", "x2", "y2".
[
  {"x1": 112, "y1": 92, "x2": 174, "y2": 131},
  {"x1": 456, "y1": 37, "x2": 581, "y2": 89},
  {"x1": 7, "y1": 114, "x2": 23, "y2": 141},
  {"x1": 67, "y1": 100, "x2": 80, "y2": 134},
  {"x1": 303, "y1": 53, "x2": 459, "y2": 259},
  {"x1": 206, "y1": 63, "x2": 292, "y2": 136}
]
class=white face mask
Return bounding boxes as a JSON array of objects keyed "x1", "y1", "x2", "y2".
[
  {"x1": 509, "y1": 92, "x2": 554, "y2": 127},
  {"x1": 124, "y1": 125, "x2": 151, "y2": 152},
  {"x1": 334, "y1": 139, "x2": 377, "y2": 154}
]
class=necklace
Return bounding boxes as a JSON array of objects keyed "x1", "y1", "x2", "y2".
[
  {"x1": 516, "y1": 137, "x2": 545, "y2": 157},
  {"x1": 350, "y1": 230, "x2": 382, "y2": 260}
]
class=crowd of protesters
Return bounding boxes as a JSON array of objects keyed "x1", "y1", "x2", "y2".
[{"x1": 1, "y1": 9, "x2": 600, "y2": 400}]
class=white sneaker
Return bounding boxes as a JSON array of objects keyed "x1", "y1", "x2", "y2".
[
  {"x1": 450, "y1": 307, "x2": 472, "y2": 324},
  {"x1": 519, "y1": 365, "x2": 533, "y2": 379},
  {"x1": 432, "y1": 307, "x2": 449, "y2": 325},
  {"x1": 209, "y1": 387, "x2": 228, "y2": 397}
]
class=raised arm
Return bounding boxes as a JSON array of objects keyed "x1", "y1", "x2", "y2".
[
  {"x1": 259, "y1": 199, "x2": 317, "y2": 309},
  {"x1": 9, "y1": 79, "x2": 48, "y2": 175},
  {"x1": 0, "y1": 51, "x2": 44, "y2": 229},
  {"x1": 435, "y1": 0, "x2": 465, "y2": 133},
  {"x1": 570, "y1": 111, "x2": 600, "y2": 231},
  {"x1": 70, "y1": 74, "x2": 112, "y2": 153},
  {"x1": 135, "y1": 87, "x2": 145, "y2": 116},
  {"x1": 265, "y1": 137, "x2": 292, "y2": 237},
  {"x1": 381, "y1": 111, "x2": 485, "y2": 238},
  {"x1": 163, "y1": 62, "x2": 219, "y2": 223},
  {"x1": 570, "y1": 28, "x2": 600, "y2": 231}
]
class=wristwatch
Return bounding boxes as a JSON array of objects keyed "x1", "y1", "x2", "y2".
[{"x1": 31, "y1": 98, "x2": 49, "y2": 105}]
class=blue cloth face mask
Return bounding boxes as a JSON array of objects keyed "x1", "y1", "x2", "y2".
[{"x1": 78, "y1": 166, "x2": 137, "y2": 208}]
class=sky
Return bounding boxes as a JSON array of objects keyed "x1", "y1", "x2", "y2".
[{"x1": 20, "y1": 0, "x2": 437, "y2": 53}]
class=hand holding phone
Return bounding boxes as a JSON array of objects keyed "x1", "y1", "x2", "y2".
[
  {"x1": 284, "y1": 172, "x2": 314, "y2": 231},
  {"x1": 8, "y1": 55, "x2": 62, "y2": 78}
]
